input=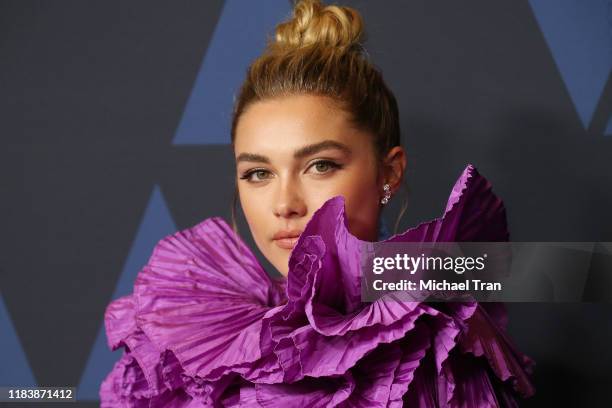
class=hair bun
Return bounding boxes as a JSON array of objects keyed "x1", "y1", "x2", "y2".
[{"x1": 272, "y1": 0, "x2": 364, "y2": 52}]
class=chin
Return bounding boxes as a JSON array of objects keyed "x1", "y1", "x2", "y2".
[
  {"x1": 274, "y1": 264, "x2": 289, "y2": 277},
  {"x1": 268, "y1": 253, "x2": 289, "y2": 276}
]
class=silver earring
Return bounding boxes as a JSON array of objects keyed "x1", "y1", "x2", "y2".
[{"x1": 381, "y1": 183, "x2": 391, "y2": 205}]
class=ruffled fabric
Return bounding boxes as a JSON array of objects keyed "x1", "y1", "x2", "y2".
[{"x1": 100, "y1": 163, "x2": 535, "y2": 407}]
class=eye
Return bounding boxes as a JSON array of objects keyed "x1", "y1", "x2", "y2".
[
  {"x1": 307, "y1": 160, "x2": 342, "y2": 175},
  {"x1": 239, "y1": 168, "x2": 272, "y2": 183}
]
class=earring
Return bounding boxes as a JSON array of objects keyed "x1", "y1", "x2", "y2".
[{"x1": 381, "y1": 183, "x2": 391, "y2": 205}]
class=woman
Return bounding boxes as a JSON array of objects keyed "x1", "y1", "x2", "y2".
[{"x1": 100, "y1": 0, "x2": 535, "y2": 406}]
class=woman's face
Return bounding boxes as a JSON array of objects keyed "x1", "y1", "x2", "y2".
[{"x1": 234, "y1": 94, "x2": 384, "y2": 276}]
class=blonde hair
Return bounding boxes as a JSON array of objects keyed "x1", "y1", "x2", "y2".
[{"x1": 230, "y1": 0, "x2": 407, "y2": 236}]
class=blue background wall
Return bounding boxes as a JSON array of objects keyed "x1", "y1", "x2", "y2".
[{"x1": 1, "y1": 0, "x2": 611, "y2": 406}]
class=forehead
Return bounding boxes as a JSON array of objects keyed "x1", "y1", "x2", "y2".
[{"x1": 234, "y1": 94, "x2": 371, "y2": 156}]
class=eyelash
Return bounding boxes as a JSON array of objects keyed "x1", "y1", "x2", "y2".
[{"x1": 239, "y1": 160, "x2": 343, "y2": 183}]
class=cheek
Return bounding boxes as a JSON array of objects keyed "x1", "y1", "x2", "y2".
[
  {"x1": 238, "y1": 188, "x2": 268, "y2": 241},
  {"x1": 342, "y1": 182, "x2": 380, "y2": 237},
  {"x1": 306, "y1": 168, "x2": 380, "y2": 240}
]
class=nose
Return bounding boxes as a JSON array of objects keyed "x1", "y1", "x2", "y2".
[{"x1": 273, "y1": 178, "x2": 307, "y2": 219}]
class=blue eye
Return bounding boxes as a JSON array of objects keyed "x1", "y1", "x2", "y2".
[
  {"x1": 240, "y1": 169, "x2": 271, "y2": 183},
  {"x1": 314, "y1": 162, "x2": 331, "y2": 172},
  {"x1": 309, "y1": 160, "x2": 341, "y2": 174}
]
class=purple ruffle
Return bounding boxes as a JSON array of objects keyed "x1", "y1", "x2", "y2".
[{"x1": 100, "y1": 164, "x2": 535, "y2": 407}]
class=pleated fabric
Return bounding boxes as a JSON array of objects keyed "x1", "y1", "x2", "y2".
[{"x1": 100, "y1": 164, "x2": 535, "y2": 407}]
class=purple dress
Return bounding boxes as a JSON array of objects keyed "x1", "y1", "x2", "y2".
[{"x1": 100, "y1": 164, "x2": 535, "y2": 407}]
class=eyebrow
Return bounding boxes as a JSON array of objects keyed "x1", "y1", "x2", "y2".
[{"x1": 235, "y1": 140, "x2": 352, "y2": 164}]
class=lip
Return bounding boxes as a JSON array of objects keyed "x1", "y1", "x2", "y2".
[
  {"x1": 272, "y1": 229, "x2": 302, "y2": 250},
  {"x1": 274, "y1": 237, "x2": 300, "y2": 250}
]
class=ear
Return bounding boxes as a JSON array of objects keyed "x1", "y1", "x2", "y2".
[{"x1": 381, "y1": 146, "x2": 407, "y2": 195}]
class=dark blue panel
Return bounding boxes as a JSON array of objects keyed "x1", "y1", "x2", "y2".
[
  {"x1": 77, "y1": 186, "x2": 177, "y2": 400},
  {"x1": 529, "y1": 0, "x2": 612, "y2": 129},
  {"x1": 0, "y1": 295, "x2": 36, "y2": 386},
  {"x1": 173, "y1": 0, "x2": 292, "y2": 145}
]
